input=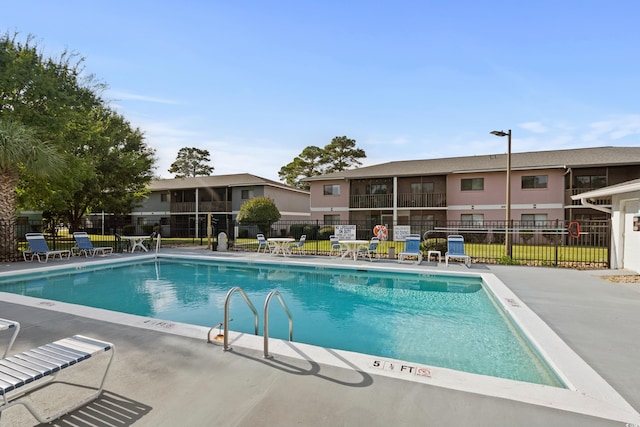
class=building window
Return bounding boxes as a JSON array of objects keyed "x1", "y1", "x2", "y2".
[
  {"x1": 575, "y1": 175, "x2": 606, "y2": 189},
  {"x1": 411, "y1": 182, "x2": 434, "y2": 193},
  {"x1": 461, "y1": 214, "x2": 484, "y2": 226},
  {"x1": 323, "y1": 184, "x2": 341, "y2": 196},
  {"x1": 461, "y1": 178, "x2": 484, "y2": 191},
  {"x1": 521, "y1": 214, "x2": 548, "y2": 226},
  {"x1": 241, "y1": 189, "x2": 254, "y2": 199},
  {"x1": 324, "y1": 214, "x2": 340, "y2": 224},
  {"x1": 521, "y1": 175, "x2": 548, "y2": 189},
  {"x1": 160, "y1": 193, "x2": 170, "y2": 202}
]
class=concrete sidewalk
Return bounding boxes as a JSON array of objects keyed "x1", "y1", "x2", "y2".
[{"x1": 0, "y1": 252, "x2": 639, "y2": 426}]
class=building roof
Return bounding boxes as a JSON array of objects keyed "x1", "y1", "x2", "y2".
[
  {"x1": 149, "y1": 173, "x2": 308, "y2": 194},
  {"x1": 570, "y1": 178, "x2": 640, "y2": 200},
  {"x1": 305, "y1": 146, "x2": 640, "y2": 181}
]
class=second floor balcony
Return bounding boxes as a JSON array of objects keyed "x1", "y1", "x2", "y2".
[
  {"x1": 349, "y1": 192, "x2": 447, "y2": 209},
  {"x1": 171, "y1": 201, "x2": 232, "y2": 213},
  {"x1": 566, "y1": 188, "x2": 612, "y2": 206},
  {"x1": 397, "y1": 192, "x2": 447, "y2": 208}
]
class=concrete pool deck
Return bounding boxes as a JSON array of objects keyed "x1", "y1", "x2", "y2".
[{"x1": 1, "y1": 248, "x2": 639, "y2": 426}]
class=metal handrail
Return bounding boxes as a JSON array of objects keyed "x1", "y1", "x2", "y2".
[
  {"x1": 263, "y1": 290, "x2": 294, "y2": 359},
  {"x1": 207, "y1": 287, "x2": 259, "y2": 351},
  {"x1": 155, "y1": 233, "x2": 161, "y2": 260}
]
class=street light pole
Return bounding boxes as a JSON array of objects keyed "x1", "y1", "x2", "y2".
[{"x1": 491, "y1": 129, "x2": 512, "y2": 257}]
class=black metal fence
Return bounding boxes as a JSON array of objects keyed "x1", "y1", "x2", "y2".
[
  {"x1": 1, "y1": 218, "x2": 610, "y2": 269},
  {"x1": 235, "y1": 219, "x2": 611, "y2": 269}
]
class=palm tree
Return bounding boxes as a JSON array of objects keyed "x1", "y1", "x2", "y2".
[{"x1": 0, "y1": 119, "x2": 63, "y2": 261}]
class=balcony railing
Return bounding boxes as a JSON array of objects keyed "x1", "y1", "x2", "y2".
[
  {"x1": 349, "y1": 193, "x2": 447, "y2": 209},
  {"x1": 566, "y1": 188, "x2": 612, "y2": 206},
  {"x1": 397, "y1": 192, "x2": 446, "y2": 208},
  {"x1": 349, "y1": 194, "x2": 393, "y2": 209},
  {"x1": 171, "y1": 201, "x2": 232, "y2": 213}
]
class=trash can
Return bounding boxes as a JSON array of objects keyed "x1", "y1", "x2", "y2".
[{"x1": 388, "y1": 246, "x2": 395, "y2": 259}]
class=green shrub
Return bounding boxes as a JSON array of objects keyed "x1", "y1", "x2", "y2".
[
  {"x1": 543, "y1": 232, "x2": 562, "y2": 244},
  {"x1": 303, "y1": 224, "x2": 320, "y2": 239},
  {"x1": 318, "y1": 226, "x2": 335, "y2": 240},
  {"x1": 142, "y1": 224, "x2": 155, "y2": 235},
  {"x1": 491, "y1": 231, "x2": 506, "y2": 244},
  {"x1": 519, "y1": 229, "x2": 535, "y2": 244},
  {"x1": 498, "y1": 255, "x2": 520, "y2": 265},
  {"x1": 463, "y1": 233, "x2": 486, "y2": 244},
  {"x1": 423, "y1": 238, "x2": 447, "y2": 254},
  {"x1": 289, "y1": 224, "x2": 306, "y2": 239}
]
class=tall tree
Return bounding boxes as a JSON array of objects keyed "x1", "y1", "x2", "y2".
[
  {"x1": 278, "y1": 145, "x2": 325, "y2": 190},
  {"x1": 168, "y1": 147, "x2": 214, "y2": 178},
  {"x1": 278, "y1": 136, "x2": 366, "y2": 188},
  {"x1": 1, "y1": 32, "x2": 156, "y2": 231},
  {"x1": 323, "y1": 136, "x2": 366, "y2": 173},
  {"x1": 0, "y1": 119, "x2": 63, "y2": 260}
]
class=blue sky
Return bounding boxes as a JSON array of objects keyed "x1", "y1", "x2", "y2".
[{"x1": 3, "y1": 1, "x2": 639, "y2": 181}]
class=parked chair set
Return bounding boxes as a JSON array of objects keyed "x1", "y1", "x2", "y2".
[
  {"x1": 24, "y1": 232, "x2": 115, "y2": 262},
  {"x1": 0, "y1": 317, "x2": 115, "y2": 424},
  {"x1": 256, "y1": 234, "x2": 306, "y2": 256}
]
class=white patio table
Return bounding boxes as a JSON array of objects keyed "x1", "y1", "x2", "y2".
[
  {"x1": 268, "y1": 238, "x2": 295, "y2": 256},
  {"x1": 121, "y1": 235, "x2": 150, "y2": 252},
  {"x1": 339, "y1": 240, "x2": 369, "y2": 261}
]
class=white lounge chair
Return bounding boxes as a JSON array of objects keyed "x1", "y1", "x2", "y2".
[
  {"x1": 445, "y1": 235, "x2": 471, "y2": 267},
  {"x1": 0, "y1": 335, "x2": 115, "y2": 424},
  {"x1": 23, "y1": 233, "x2": 71, "y2": 263},
  {"x1": 288, "y1": 235, "x2": 306, "y2": 255},
  {"x1": 329, "y1": 235, "x2": 346, "y2": 257},
  {"x1": 256, "y1": 234, "x2": 269, "y2": 253},
  {"x1": 73, "y1": 232, "x2": 114, "y2": 257},
  {"x1": 357, "y1": 237, "x2": 379, "y2": 261},
  {"x1": 0, "y1": 318, "x2": 20, "y2": 359},
  {"x1": 398, "y1": 234, "x2": 423, "y2": 264}
]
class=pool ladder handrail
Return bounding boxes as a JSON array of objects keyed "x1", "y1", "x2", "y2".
[
  {"x1": 263, "y1": 290, "x2": 294, "y2": 359},
  {"x1": 154, "y1": 233, "x2": 161, "y2": 260},
  {"x1": 208, "y1": 286, "x2": 259, "y2": 351}
]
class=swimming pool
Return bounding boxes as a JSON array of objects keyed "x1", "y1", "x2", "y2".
[{"x1": 0, "y1": 257, "x2": 563, "y2": 387}]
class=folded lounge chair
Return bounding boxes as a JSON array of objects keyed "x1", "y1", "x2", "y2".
[
  {"x1": 23, "y1": 233, "x2": 71, "y2": 263},
  {"x1": 0, "y1": 335, "x2": 115, "y2": 424},
  {"x1": 73, "y1": 232, "x2": 114, "y2": 257},
  {"x1": 398, "y1": 234, "x2": 423, "y2": 264},
  {"x1": 445, "y1": 235, "x2": 471, "y2": 267}
]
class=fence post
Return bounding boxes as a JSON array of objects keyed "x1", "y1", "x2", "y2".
[{"x1": 554, "y1": 219, "x2": 559, "y2": 266}]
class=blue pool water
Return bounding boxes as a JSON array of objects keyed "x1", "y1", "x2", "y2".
[{"x1": 0, "y1": 259, "x2": 563, "y2": 387}]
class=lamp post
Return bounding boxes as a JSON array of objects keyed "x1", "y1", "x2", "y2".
[{"x1": 490, "y1": 129, "x2": 512, "y2": 257}]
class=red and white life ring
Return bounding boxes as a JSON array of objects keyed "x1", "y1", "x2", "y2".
[{"x1": 373, "y1": 225, "x2": 388, "y2": 240}]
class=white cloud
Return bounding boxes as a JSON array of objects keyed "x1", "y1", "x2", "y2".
[
  {"x1": 583, "y1": 115, "x2": 640, "y2": 142},
  {"x1": 106, "y1": 90, "x2": 181, "y2": 105},
  {"x1": 519, "y1": 122, "x2": 548, "y2": 133}
]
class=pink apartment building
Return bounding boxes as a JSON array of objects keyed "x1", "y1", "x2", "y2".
[{"x1": 305, "y1": 146, "x2": 640, "y2": 232}]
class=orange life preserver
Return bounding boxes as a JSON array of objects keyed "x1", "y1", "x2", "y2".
[
  {"x1": 568, "y1": 221, "x2": 580, "y2": 238},
  {"x1": 373, "y1": 225, "x2": 388, "y2": 240}
]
